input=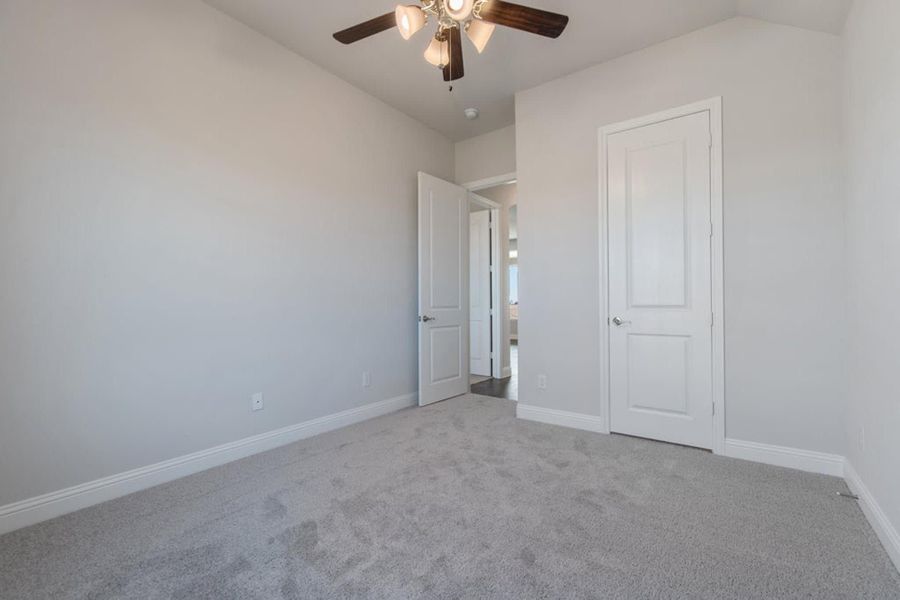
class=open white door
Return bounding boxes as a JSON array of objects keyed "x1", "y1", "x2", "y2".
[
  {"x1": 469, "y1": 210, "x2": 492, "y2": 377},
  {"x1": 418, "y1": 172, "x2": 469, "y2": 406}
]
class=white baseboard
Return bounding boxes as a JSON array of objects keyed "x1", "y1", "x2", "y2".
[
  {"x1": 514, "y1": 415, "x2": 843, "y2": 478},
  {"x1": 0, "y1": 392, "x2": 416, "y2": 535},
  {"x1": 723, "y1": 438, "x2": 844, "y2": 477},
  {"x1": 516, "y1": 404, "x2": 609, "y2": 434},
  {"x1": 844, "y1": 460, "x2": 900, "y2": 572}
]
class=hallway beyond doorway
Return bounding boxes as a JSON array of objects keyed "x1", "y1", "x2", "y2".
[{"x1": 471, "y1": 341, "x2": 518, "y2": 400}]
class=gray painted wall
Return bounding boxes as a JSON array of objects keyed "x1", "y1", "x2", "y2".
[
  {"x1": 842, "y1": 0, "x2": 900, "y2": 545},
  {"x1": 514, "y1": 17, "x2": 846, "y2": 454},
  {"x1": 0, "y1": 0, "x2": 453, "y2": 505},
  {"x1": 455, "y1": 125, "x2": 516, "y2": 185}
]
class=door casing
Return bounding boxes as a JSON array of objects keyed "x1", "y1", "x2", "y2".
[
  {"x1": 469, "y1": 193, "x2": 503, "y2": 379},
  {"x1": 598, "y1": 98, "x2": 725, "y2": 455},
  {"x1": 469, "y1": 209, "x2": 492, "y2": 377}
]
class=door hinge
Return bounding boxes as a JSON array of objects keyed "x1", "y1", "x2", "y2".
[
  {"x1": 708, "y1": 132, "x2": 713, "y2": 148},
  {"x1": 709, "y1": 221, "x2": 714, "y2": 238},
  {"x1": 711, "y1": 312, "x2": 714, "y2": 327},
  {"x1": 712, "y1": 402, "x2": 716, "y2": 416}
]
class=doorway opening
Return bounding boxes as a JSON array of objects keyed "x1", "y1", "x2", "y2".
[
  {"x1": 415, "y1": 170, "x2": 517, "y2": 407},
  {"x1": 468, "y1": 195, "x2": 498, "y2": 387},
  {"x1": 467, "y1": 178, "x2": 517, "y2": 401}
]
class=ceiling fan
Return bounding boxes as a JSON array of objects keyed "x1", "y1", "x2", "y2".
[{"x1": 333, "y1": 0, "x2": 569, "y2": 82}]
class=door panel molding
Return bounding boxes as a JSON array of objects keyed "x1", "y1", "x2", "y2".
[{"x1": 598, "y1": 97, "x2": 724, "y2": 454}]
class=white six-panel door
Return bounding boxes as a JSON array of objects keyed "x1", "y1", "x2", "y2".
[
  {"x1": 418, "y1": 172, "x2": 469, "y2": 406},
  {"x1": 607, "y1": 111, "x2": 713, "y2": 449},
  {"x1": 469, "y1": 210, "x2": 492, "y2": 377}
]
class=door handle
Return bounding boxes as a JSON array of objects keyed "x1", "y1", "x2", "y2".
[
  {"x1": 611, "y1": 316, "x2": 631, "y2": 327},
  {"x1": 420, "y1": 315, "x2": 436, "y2": 322}
]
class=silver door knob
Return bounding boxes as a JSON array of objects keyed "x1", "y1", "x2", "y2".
[
  {"x1": 612, "y1": 316, "x2": 631, "y2": 326},
  {"x1": 420, "y1": 315, "x2": 436, "y2": 322}
]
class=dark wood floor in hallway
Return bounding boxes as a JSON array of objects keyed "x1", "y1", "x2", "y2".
[{"x1": 471, "y1": 342, "x2": 517, "y2": 400}]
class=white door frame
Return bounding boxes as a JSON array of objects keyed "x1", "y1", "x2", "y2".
[
  {"x1": 463, "y1": 172, "x2": 518, "y2": 192},
  {"x1": 469, "y1": 193, "x2": 502, "y2": 380},
  {"x1": 598, "y1": 98, "x2": 725, "y2": 455}
]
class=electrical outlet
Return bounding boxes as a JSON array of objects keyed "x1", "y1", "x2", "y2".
[
  {"x1": 251, "y1": 392, "x2": 264, "y2": 412},
  {"x1": 362, "y1": 371, "x2": 371, "y2": 388},
  {"x1": 537, "y1": 374, "x2": 547, "y2": 390}
]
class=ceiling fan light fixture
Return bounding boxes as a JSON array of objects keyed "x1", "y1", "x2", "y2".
[
  {"x1": 334, "y1": 0, "x2": 569, "y2": 83},
  {"x1": 443, "y1": 0, "x2": 475, "y2": 21},
  {"x1": 395, "y1": 5, "x2": 426, "y2": 40},
  {"x1": 465, "y1": 19, "x2": 495, "y2": 53},
  {"x1": 424, "y1": 33, "x2": 450, "y2": 68}
]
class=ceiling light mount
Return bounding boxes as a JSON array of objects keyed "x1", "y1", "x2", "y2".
[{"x1": 443, "y1": 0, "x2": 475, "y2": 22}]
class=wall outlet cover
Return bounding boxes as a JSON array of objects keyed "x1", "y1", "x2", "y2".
[{"x1": 251, "y1": 392, "x2": 264, "y2": 412}]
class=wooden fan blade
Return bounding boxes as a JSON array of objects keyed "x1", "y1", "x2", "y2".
[
  {"x1": 442, "y1": 26, "x2": 465, "y2": 81},
  {"x1": 333, "y1": 12, "x2": 396, "y2": 44},
  {"x1": 479, "y1": 0, "x2": 569, "y2": 38}
]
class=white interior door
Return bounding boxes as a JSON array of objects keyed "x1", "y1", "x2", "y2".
[
  {"x1": 469, "y1": 210, "x2": 492, "y2": 377},
  {"x1": 607, "y1": 111, "x2": 713, "y2": 449},
  {"x1": 418, "y1": 172, "x2": 469, "y2": 406}
]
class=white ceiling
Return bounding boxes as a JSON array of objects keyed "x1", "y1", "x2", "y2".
[{"x1": 203, "y1": 0, "x2": 852, "y2": 141}]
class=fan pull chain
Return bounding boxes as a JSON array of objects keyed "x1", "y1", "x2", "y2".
[
  {"x1": 448, "y1": 25, "x2": 455, "y2": 93},
  {"x1": 448, "y1": 25, "x2": 452, "y2": 92}
]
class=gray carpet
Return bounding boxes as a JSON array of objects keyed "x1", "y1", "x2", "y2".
[{"x1": 1, "y1": 395, "x2": 898, "y2": 599}]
